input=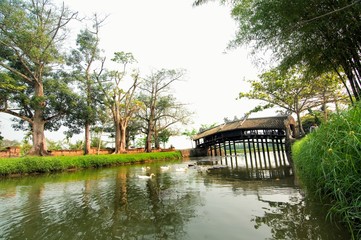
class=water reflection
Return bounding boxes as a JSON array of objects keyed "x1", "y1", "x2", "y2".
[
  {"x1": 253, "y1": 192, "x2": 346, "y2": 240},
  {"x1": 0, "y1": 158, "x2": 350, "y2": 240},
  {"x1": 196, "y1": 155, "x2": 293, "y2": 180}
]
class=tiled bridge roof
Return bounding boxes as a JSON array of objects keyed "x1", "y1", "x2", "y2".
[{"x1": 193, "y1": 115, "x2": 296, "y2": 141}]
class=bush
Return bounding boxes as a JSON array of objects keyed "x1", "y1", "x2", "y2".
[{"x1": 292, "y1": 104, "x2": 361, "y2": 238}]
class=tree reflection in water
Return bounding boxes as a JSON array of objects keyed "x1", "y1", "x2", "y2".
[
  {"x1": 252, "y1": 192, "x2": 349, "y2": 239},
  {"x1": 0, "y1": 165, "x2": 201, "y2": 240},
  {"x1": 110, "y1": 167, "x2": 200, "y2": 239}
]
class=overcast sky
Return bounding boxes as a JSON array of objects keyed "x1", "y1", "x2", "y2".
[{"x1": 0, "y1": 0, "x2": 274, "y2": 147}]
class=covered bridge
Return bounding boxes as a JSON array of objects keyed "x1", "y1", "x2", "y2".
[{"x1": 193, "y1": 115, "x2": 296, "y2": 167}]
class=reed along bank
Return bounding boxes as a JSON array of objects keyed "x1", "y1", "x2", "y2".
[{"x1": 292, "y1": 104, "x2": 361, "y2": 239}]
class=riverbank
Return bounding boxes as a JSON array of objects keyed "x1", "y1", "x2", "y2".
[
  {"x1": 292, "y1": 104, "x2": 361, "y2": 239},
  {"x1": 0, "y1": 151, "x2": 183, "y2": 177}
]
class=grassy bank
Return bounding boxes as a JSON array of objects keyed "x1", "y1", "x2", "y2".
[
  {"x1": 292, "y1": 104, "x2": 361, "y2": 239},
  {"x1": 0, "y1": 151, "x2": 183, "y2": 177}
]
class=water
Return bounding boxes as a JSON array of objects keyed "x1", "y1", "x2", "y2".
[{"x1": 0, "y1": 156, "x2": 350, "y2": 240}]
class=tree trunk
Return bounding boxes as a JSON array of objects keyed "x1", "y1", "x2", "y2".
[
  {"x1": 111, "y1": 104, "x2": 122, "y2": 154},
  {"x1": 29, "y1": 115, "x2": 48, "y2": 156},
  {"x1": 28, "y1": 82, "x2": 49, "y2": 156},
  {"x1": 125, "y1": 129, "x2": 131, "y2": 149},
  {"x1": 146, "y1": 102, "x2": 156, "y2": 152},
  {"x1": 29, "y1": 119, "x2": 49, "y2": 156},
  {"x1": 296, "y1": 111, "x2": 304, "y2": 137},
  {"x1": 154, "y1": 130, "x2": 160, "y2": 149},
  {"x1": 114, "y1": 120, "x2": 121, "y2": 154},
  {"x1": 119, "y1": 118, "x2": 130, "y2": 153},
  {"x1": 294, "y1": 97, "x2": 304, "y2": 137},
  {"x1": 84, "y1": 122, "x2": 91, "y2": 155},
  {"x1": 119, "y1": 122, "x2": 127, "y2": 153},
  {"x1": 146, "y1": 133, "x2": 152, "y2": 152},
  {"x1": 145, "y1": 120, "x2": 153, "y2": 152}
]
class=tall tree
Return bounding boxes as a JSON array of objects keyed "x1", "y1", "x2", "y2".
[
  {"x1": 311, "y1": 72, "x2": 349, "y2": 122},
  {"x1": 96, "y1": 52, "x2": 141, "y2": 153},
  {"x1": 194, "y1": 0, "x2": 361, "y2": 101},
  {"x1": 152, "y1": 95, "x2": 191, "y2": 149},
  {"x1": 239, "y1": 66, "x2": 346, "y2": 136},
  {"x1": 137, "y1": 69, "x2": 190, "y2": 152},
  {"x1": 0, "y1": 0, "x2": 78, "y2": 155},
  {"x1": 66, "y1": 15, "x2": 105, "y2": 154}
]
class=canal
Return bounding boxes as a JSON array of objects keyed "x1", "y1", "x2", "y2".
[{"x1": 0, "y1": 156, "x2": 350, "y2": 239}]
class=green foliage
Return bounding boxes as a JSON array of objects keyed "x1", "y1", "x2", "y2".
[
  {"x1": 195, "y1": 0, "x2": 361, "y2": 100},
  {"x1": 292, "y1": 104, "x2": 361, "y2": 238},
  {"x1": 18, "y1": 132, "x2": 32, "y2": 156},
  {"x1": 227, "y1": 0, "x2": 361, "y2": 100},
  {"x1": 0, "y1": 151, "x2": 182, "y2": 176},
  {"x1": 0, "y1": 73, "x2": 26, "y2": 92},
  {"x1": 91, "y1": 137, "x2": 107, "y2": 149},
  {"x1": 300, "y1": 114, "x2": 318, "y2": 134},
  {"x1": 68, "y1": 140, "x2": 84, "y2": 150},
  {"x1": 96, "y1": 51, "x2": 140, "y2": 153},
  {"x1": 46, "y1": 139, "x2": 64, "y2": 151},
  {"x1": 198, "y1": 123, "x2": 218, "y2": 133},
  {"x1": 63, "y1": 20, "x2": 106, "y2": 151},
  {"x1": 240, "y1": 66, "x2": 341, "y2": 115},
  {"x1": 134, "y1": 136, "x2": 146, "y2": 148},
  {"x1": 20, "y1": 142, "x2": 32, "y2": 156},
  {"x1": 240, "y1": 66, "x2": 348, "y2": 136},
  {"x1": 111, "y1": 51, "x2": 137, "y2": 65},
  {"x1": 182, "y1": 129, "x2": 197, "y2": 139},
  {"x1": 182, "y1": 128, "x2": 198, "y2": 148},
  {"x1": 0, "y1": 0, "x2": 78, "y2": 155},
  {"x1": 158, "y1": 129, "x2": 171, "y2": 148},
  {"x1": 137, "y1": 68, "x2": 190, "y2": 152}
]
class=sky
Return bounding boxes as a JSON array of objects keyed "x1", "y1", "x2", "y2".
[{"x1": 0, "y1": 0, "x2": 275, "y2": 148}]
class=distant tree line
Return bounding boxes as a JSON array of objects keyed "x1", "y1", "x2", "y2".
[{"x1": 0, "y1": 0, "x2": 192, "y2": 156}]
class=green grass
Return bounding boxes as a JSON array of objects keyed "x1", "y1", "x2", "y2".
[
  {"x1": 0, "y1": 151, "x2": 182, "y2": 177},
  {"x1": 292, "y1": 104, "x2": 361, "y2": 239}
]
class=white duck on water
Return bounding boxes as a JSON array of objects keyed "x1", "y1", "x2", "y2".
[
  {"x1": 160, "y1": 166, "x2": 170, "y2": 171},
  {"x1": 141, "y1": 166, "x2": 150, "y2": 172},
  {"x1": 175, "y1": 167, "x2": 187, "y2": 172},
  {"x1": 138, "y1": 173, "x2": 155, "y2": 179}
]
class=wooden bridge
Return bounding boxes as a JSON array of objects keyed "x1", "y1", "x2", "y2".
[{"x1": 192, "y1": 115, "x2": 296, "y2": 173}]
